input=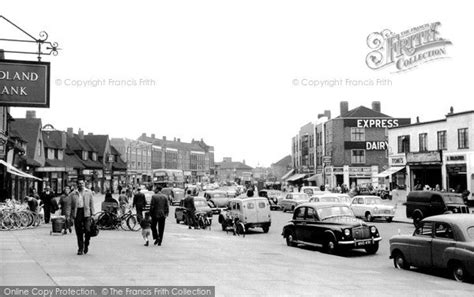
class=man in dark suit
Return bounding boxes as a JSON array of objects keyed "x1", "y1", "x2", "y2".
[
  {"x1": 149, "y1": 186, "x2": 169, "y2": 246},
  {"x1": 132, "y1": 188, "x2": 147, "y2": 222}
]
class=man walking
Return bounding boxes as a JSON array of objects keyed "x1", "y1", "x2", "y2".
[
  {"x1": 183, "y1": 190, "x2": 197, "y2": 229},
  {"x1": 149, "y1": 186, "x2": 169, "y2": 246},
  {"x1": 132, "y1": 188, "x2": 147, "y2": 222},
  {"x1": 69, "y1": 179, "x2": 95, "y2": 255},
  {"x1": 40, "y1": 186, "x2": 55, "y2": 224}
]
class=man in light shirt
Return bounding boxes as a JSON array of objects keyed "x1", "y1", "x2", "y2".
[{"x1": 69, "y1": 179, "x2": 95, "y2": 255}]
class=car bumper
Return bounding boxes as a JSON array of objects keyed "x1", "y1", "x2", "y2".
[
  {"x1": 338, "y1": 236, "x2": 382, "y2": 247},
  {"x1": 372, "y1": 213, "x2": 395, "y2": 218}
]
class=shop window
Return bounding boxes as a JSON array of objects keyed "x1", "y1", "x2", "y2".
[
  {"x1": 398, "y1": 135, "x2": 410, "y2": 153},
  {"x1": 458, "y1": 128, "x2": 469, "y2": 149},
  {"x1": 437, "y1": 131, "x2": 447, "y2": 150},
  {"x1": 419, "y1": 133, "x2": 428, "y2": 152},
  {"x1": 351, "y1": 150, "x2": 365, "y2": 164},
  {"x1": 351, "y1": 128, "x2": 365, "y2": 141}
]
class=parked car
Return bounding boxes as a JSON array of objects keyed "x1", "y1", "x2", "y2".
[
  {"x1": 309, "y1": 194, "x2": 340, "y2": 203},
  {"x1": 279, "y1": 193, "x2": 310, "y2": 212},
  {"x1": 406, "y1": 191, "x2": 470, "y2": 227},
  {"x1": 204, "y1": 190, "x2": 230, "y2": 214},
  {"x1": 282, "y1": 202, "x2": 381, "y2": 254},
  {"x1": 161, "y1": 187, "x2": 185, "y2": 206},
  {"x1": 335, "y1": 194, "x2": 352, "y2": 207},
  {"x1": 350, "y1": 195, "x2": 396, "y2": 222},
  {"x1": 218, "y1": 197, "x2": 271, "y2": 233},
  {"x1": 174, "y1": 197, "x2": 213, "y2": 224},
  {"x1": 390, "y1": 214, "x2": 474, "y2": 283},
  {"x1": 300, "y1": 186, "x2": 325, "y2": 197}
]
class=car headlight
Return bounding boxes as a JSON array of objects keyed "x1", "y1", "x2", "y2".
[
  {"x1": 370, "y1": 226, "x2": 377, "y2": 233},
  {"x1": 373, "y1": 207, "x2": 378, "y2": 214},
  {"x1": 344, "y1": 229, "x2": 350, "y2": 236}
]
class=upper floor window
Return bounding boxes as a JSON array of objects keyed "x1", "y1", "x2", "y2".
[
  {"x1": 437, "y1": 131, "x2": 447, "y2": 150},
  {"x1": 351, "y1": 128, "x2": 365, "y2": 141},
  {"x1": 92, "y1": 152, "x2": 98, "y2": 161},
  {"x1": 458, "y1": 128, "x2": 469, "y2": 149},
  {"x1": 57, "y1": 149, "x2": 63, "y2": 160},
  {"x1": 351, "y1": 149, "x2": 365, "y2": 164},
  {"x1": 398, "y1": 135, "x2": 410, "y2": 153},
  {"x1": 419, "y1": 133, "x2": 428, "y2": 152},
  {"x1": 82, "y1": 151, "x2": 88, "y2": 160}
]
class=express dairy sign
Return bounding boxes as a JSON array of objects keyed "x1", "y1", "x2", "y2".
[
  {"x1": 0, "y1": 59, "x2": 50, "y2": 107},
  {"x1": 344, "y1": 118, "x2": 411, "y2": 128}
]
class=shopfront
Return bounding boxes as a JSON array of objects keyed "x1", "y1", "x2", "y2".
[
  {"x1": 444, "y1": 153, "x2": 471, "y2": 196},
  {"x1": 406, "y1": 151, "x2": 442, "y2": 190}
]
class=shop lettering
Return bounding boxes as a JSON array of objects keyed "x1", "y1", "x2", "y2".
[
  {"x1": 447, "y1": 155, "x2": 465, "y2": 161},
  {"x1": 366, "y1": 141, "x2": 388, "y2": 150},
  {"x1": 0, "y1": 71, "x2": 39, "y2": 81},
  {"x1": 357, "y1": 119, "x2": 399, "y2": 128},
  {"x1": 1, "y1": 85, "x2": 28, "y2": 96}
]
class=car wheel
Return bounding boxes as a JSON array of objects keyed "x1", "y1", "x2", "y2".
[
  {"x1": 262, "y1": 225, "x2": 269, "y2": 233},
  {"x1": 393, "y1": 251, "x2": 410, "y2": 270},
  {"x1": 221, "y1": 222, "x2": 227, "y2": 231},
  {"x1": 386, "y1": 217, "x2": 393, "y2": 223},
  {"x1": 365, "y1": 242, "x2": 379, "y2": 255},
  {"x1": 451, "y1": 262, "x2": 470, "y2": 282},
  {"x1": 323, "y1": 236, "x2": 338, "y2": 254},
  {"x1": 176, "y1": 218, "x2": 180, "y2": 224},
  {"x1": 286, "y1": 230, "x2": 297, "y2": 247},
  {"x1": 291, "y1": 206, "x2": 295, "y2": 212},
  {"x1": 365, "y1": 212, "x2": 373, "y2": 222}
]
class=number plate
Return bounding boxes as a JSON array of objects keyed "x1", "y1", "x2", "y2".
[
  {"x1": 355, "y1": 239, "x2": 373, "y2": 246},
  {"x1": 384, "y1": 210, "x2": 391, "y2": 214}
]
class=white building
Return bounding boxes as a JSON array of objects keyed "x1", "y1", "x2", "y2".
[{"x1": 386, "y1": 109, "x2": 473, "y2": 202}]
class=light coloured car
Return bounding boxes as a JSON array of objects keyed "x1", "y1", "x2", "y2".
[
  {"x1": 300, "y1": 186, "x2": 325, "y2": 197},
  {"x1": 280, "y1": 193, "x2": 310, "y2": 213},
  {"x1": 309, "y1": 194, "x2": 341, "y2": 203},
  {"x1": 351, "y1": 195, "x2": 396, "y2": 222}
]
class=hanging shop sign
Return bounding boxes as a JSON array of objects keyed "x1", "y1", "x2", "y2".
[{"x1": 0, "y1": 59, "x2": 50, "y2": 107}]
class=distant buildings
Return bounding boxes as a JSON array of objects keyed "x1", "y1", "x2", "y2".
[{"x1": 215, "y1": 157, "x2": 253, "y2": 183}]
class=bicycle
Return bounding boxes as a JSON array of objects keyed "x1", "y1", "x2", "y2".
[
  {"x1": 195, "y1": 211, "x2": 211, "y2": 230},
  {"x1": 95, "y1": 207, "x2": 140, "y2": 231}
]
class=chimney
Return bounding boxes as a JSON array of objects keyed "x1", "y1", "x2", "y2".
[
  {"x1": 26, "y1": 110, "x2": 36, "y2": 119},
  {"x1": 177, "y1": 138, "x2": 181, "y2": 142},
  {"x1": 61, "y1": 131, "x2": 67, "y2": 148},
  {"x1": 173, "y1": 137, "x2": 176, "y2": 142},
  {"x1": 67, "y1": 128, "x2": 74, "y2": 138},
  {"x1": 163, "y1": 136, "x2": 166, "y2": 141},
  {"x1": 78, "y1": 129, "x2": 84, "y2": 139},
  {"x1": 416, "y1": 116, "x2": 420, "y2": 123},
  {"x1": 317, "y1": 110, "x2": 331, "y2": 120},
  {"x1": 372, "y1": 101, "x2": 381, "y2": 113},
  {"x1": 243, "y1": 159, "x2": 246, "y2": 165},
  {"x1": 151, "y1": 133, "x2": 155, "y2": 139},
  {"x1": 88, "y1": 132, "x2": 93, "y2": 136},
  {"x1": 223, "y1": 157, "x2": 232, "y2": 162},
  {"x1": 141, "y1": 133, "x2": 146, "y2": 138},
  {"x1": 450, "y1": 106, "x2": 454, "y2": 114},
  {"x1": 340, "y1": 101, "x2": 349, "y2": 116}
]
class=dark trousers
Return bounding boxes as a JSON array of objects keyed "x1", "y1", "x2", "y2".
[
  {"x1": 136, "y1": 205, "x2": 144, "y2": 222},
  {"x1": 44, "y1": 204, "x2": 51, "y2": 223},
  {"x1": 186, "y1": 209, "x2": 196, "y2": 227},
  {"x1": 74, "y1": 208, "x2": 91, "y2": 252},
  {"x1": 151, "y1": 217, "x2": 166, "y2": 244}
]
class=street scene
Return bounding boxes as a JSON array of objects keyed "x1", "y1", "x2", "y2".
[{"x1": 1, "y1": 1, "x2": 474, "y2": 297}]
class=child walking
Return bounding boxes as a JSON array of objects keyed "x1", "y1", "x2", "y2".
[{"x1": 140, "y1": 212, "x2": 152, "y2": 246}]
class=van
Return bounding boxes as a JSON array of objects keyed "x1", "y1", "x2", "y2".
[
  {"x1": 218, "y1": 197, "x2": 271, "y2": 233},
  {"x1": 406, "y1": 191, "x2": 469, "y2": 226}
]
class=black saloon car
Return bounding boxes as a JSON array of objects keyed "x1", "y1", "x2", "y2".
[{"x1": 282, "y1": 202, "x2": 381, "y2": 254}]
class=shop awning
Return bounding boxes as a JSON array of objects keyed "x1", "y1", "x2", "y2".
[
  {"x1": 287, "y1": 173, "x2": 306, "y2": 182},
  {"x1": 0, "y1": 160, "x2": 42, "y2": 181},
  {"x1": 374, "y1": 166, "x2": 405, "y2": 178},
  {"x1": 281, "y1": 169, "x2": 295, "y2": 180},
  {"x1": 306, "y1": 174, "x2": 323, "y2": 184}
]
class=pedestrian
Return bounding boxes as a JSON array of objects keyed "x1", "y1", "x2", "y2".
[
  {"x1": 149, "y1": 186, "x2": 169, "y2": 246},
  {"x1": 40, "y1": 186, "x2": 55, "y2": 224},
  {"x1": 183, "y1": 190, "x2": 197, "y2": 229},
  {"x1": 140, "y1": 212, "x2": 152, "y2": 246},
  {"x1": 26, "y1": 195, "x2": 39, "y2": 213},
  {"x1": 118, "y1": 190, "x2": 129, "y2": 215},
  {"x1": 69, "y1": 179, "x2": 95, "y2": 255},
  {"x1": 59, "y1": 186, "x2": 73, "y2": 234},
  {"x1": 132, "y1": 188, "x2": 147, "y2": 222}
]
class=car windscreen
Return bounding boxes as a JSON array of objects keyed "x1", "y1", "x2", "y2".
[
  {"x1": 317, "y1": 206, "x2": 353, "y2": 220},
  {"x1": 365, "y1": 197, "x2": 383, "y2": 204},
  {"x1": 442, "y1": 194, "x2": 464, "y2": 204},
  {"x1": 293, "y1": 193, "x2": 309, "y2": 200},
  {"x1": 302, "y1": 189, "x2": 315, "y2": 195},
  {"x1": 211, "y1": 193, "x2": 227, "y2": 198},
  {"x1": 467, "y1": 226, "x2": 474, "y2": 241},
  {"x1": 320, "y1": 197, "x2": 340, "y2": 203}
]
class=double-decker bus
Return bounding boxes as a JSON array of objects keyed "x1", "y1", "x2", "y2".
[{"x1": 152, "y1": 169, "x2": 185, "y2": 189}]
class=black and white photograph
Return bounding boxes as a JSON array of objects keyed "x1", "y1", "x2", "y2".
[{"x1": 1, "y1": 1, "x2": 473, "y2": 296}]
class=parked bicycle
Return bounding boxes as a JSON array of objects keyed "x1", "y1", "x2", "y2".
[
  {"x1": 195, "y1": 211, "x2": 212, "y2": 230},
  {"x1": 94, "y1": 206, "x2": 140, "y2": 231},
  {"x1": 0, "y1": 199, "x2": 41, "y2": 230}
]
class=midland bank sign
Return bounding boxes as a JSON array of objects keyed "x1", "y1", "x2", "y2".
[{"x1": 0, "y1": 59, "x2": 50, "y2": 107}]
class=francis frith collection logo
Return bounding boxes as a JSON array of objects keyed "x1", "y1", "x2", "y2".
[{"x1": 366, "y1": 22, "x2": 452, "y2": 72}]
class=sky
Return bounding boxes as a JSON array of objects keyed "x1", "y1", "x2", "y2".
[{"x1": 2, "y1": 1, "x2": 473, "y2": 167}]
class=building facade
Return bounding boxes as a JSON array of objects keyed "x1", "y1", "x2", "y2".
[
  {"x1": 215, "y1": 157, "x2": 253, "y2": 183},
  {"x1": 316, "y1": 101, "x2": 410, "y2": 190},
  {"x1": 110, "y1": 138, "x2": 152, "y2": 184},
  {"x1": 387, "y1": 109, "x2": 473, "y2": 202}
]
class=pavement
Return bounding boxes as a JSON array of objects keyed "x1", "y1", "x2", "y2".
[{"x1": 2, "y1": 193, "x2": 474, "y2": 297}]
